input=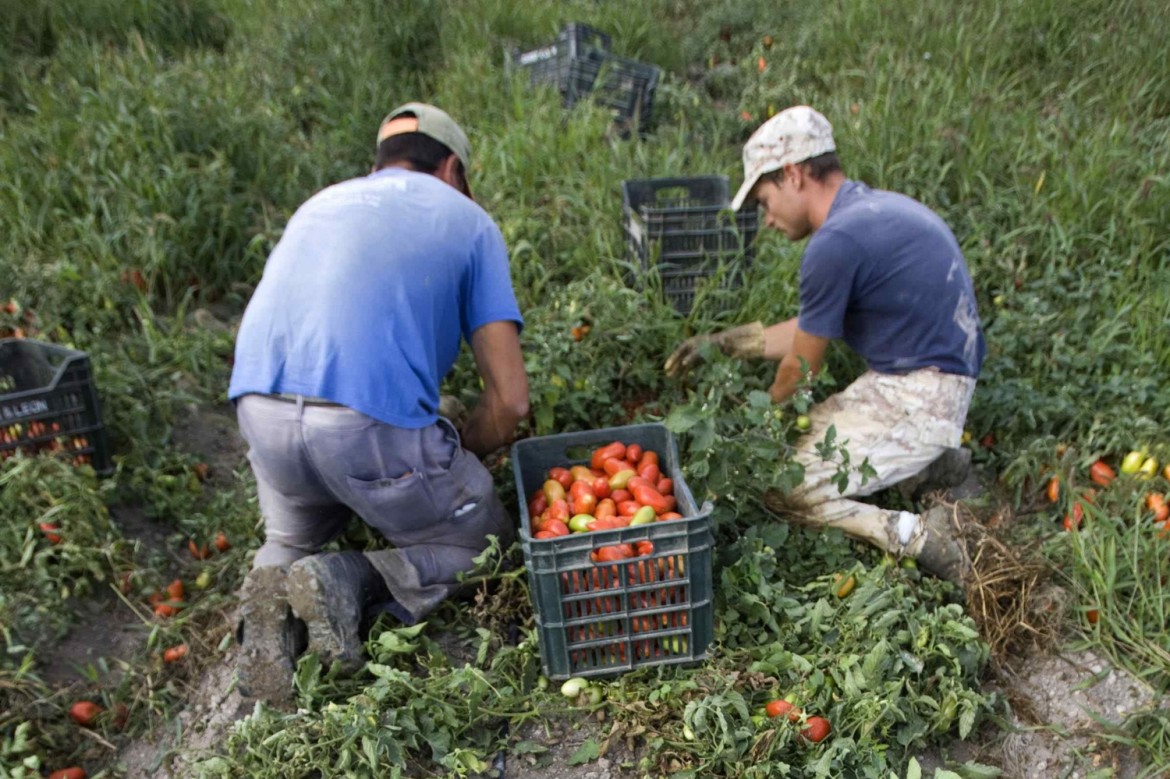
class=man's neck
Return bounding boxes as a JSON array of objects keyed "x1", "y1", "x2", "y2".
[{"x1": 808, "y1": 172, "x2": 847, "y2": 231}]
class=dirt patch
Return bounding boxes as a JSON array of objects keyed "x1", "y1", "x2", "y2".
[{"x1": 170, "y1": 399, "x2": 247, "y2": 486}]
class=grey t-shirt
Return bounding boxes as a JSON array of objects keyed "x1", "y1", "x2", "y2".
[{"x1": 798, "y1": 180, "x2": 985, "y2": 377}]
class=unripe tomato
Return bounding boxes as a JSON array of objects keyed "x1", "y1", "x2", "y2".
[
  {"x1": 1120, "y1": 450, "x2": 1145, "y2": 474},
  {"x1": 608, "y1": 469, "x2": 636, "y2": 490},
  {"x1": 1138, "y1": 457, "x2": 1159, "y2": 480},
  {"x1": 568, "y1": 514, "x2": 595, "y2": 533},
  {"x1": 543, "y1": 479, "x2": 566, "y2": 504},
  {"x1": 569, "y1": 465, "x2": 594, "y2": 483},
  {"x1": 630, "y1": 506, "x2": 656, "y2": 526}
]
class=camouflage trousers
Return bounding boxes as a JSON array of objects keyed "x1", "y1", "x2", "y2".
[{"x1": 771, "y1": 369, "x2": 976, "y2": 556}]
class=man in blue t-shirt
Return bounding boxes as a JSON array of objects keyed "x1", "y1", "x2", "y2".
[
  {"x1": 666, "y1": 106, "x2": 985, "y2": 584},
  {"x1": 227, "y1": 103, "x2": 529, "y2": 703}
]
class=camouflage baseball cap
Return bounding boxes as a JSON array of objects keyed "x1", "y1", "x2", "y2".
[
  {"x1": 377, "y1": 102, "x2": 472, "y2": 172},
  {"x1": 730, "y1": 106, "x2": 836, "y2": 211}
]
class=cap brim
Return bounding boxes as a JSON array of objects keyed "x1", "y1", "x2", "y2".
[{"x1": 730, "y1": 175, "x2": 758, "y2": 212}]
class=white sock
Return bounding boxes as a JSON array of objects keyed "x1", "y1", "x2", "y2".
[{"x1": 896, "y1": 511, "x2": 920, "y2": 546}]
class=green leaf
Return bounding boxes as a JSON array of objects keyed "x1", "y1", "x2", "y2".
[
  {"x1": 566, "y1": 738, "x2": 600, "y2": 766},
  {"x1": 906, "y1": 757, "x2": 922, "y2": 779},
  {"x1": 665, "y1": 404, "x2": 702, "y2": 433}
]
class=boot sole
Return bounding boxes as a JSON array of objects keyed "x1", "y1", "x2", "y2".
[
  {"x1": 236, "y1": 566, "x2": 306, "y2": 703},
  {"x1": 286, "y1": 559, "x2": 365, "y2": 673}
]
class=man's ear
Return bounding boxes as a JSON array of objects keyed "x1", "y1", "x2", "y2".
[{"x1": 436, "y1": 154, "x2": 460, "y2": 187}]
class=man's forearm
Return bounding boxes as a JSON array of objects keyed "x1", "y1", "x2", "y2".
[
  {"x1": 460, "y1": 397, "x2": 524, "y2": 458},
  {"x1": 762, "y1": 317, "x2": 799, "y2": 361},
  {"x1": 768, "y1": 354, "x2": 805, "y2": 404}
]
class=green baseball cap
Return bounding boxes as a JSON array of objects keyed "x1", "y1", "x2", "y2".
[{"x1": 377, "y1": 102, "x2": 472, "y2": 172}]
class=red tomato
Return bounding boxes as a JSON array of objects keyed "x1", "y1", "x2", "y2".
[
  {"x1": 544, "y1": 520, "x2": 570, "y2": 537},
  {"x1": 570, "y1": 493, "x2": 598, "y2": 516},
  {"x1": 546, "y1": 499, "x2": 570, "y2": 523},
  {"x1": 637, "y1": 462, "x2": 661, "y2": 484},
  {"x1": 617, "y1": 501, "x2": 641, "y2": 517},
  {"x1": 591, "y1": 442, "x2": 626, "y2": 470},
  {"x1": 528, "y1": 492, "x2": 548, "y2": 517},
  {"x1": 213, "y1": 531, "x2": 231, "y2": 552},
  {"x1": 38, "y1": 522, "x2": 62, "y2": 545},
  {"x1": 657, "y1": 511, "x2": 684, "y2": 521},
  {"x1": 634, "y1": 539, "x2": 654, "y2": 557},
  {"x1": 534, "y1": 530, "x2": 556, "y2": 539},
  {"x1": 568, "y1": 480, "x2": 595, "y2": 502},
  {"x1": 166, "y1": 579, "x2": 184, "y2": 601},
  {"x1": 766, "y1": 699, "x2": 801, "y2": 721},
  {"x1": 1062, "y1": 502, "x2": 1085, "y2": 531},
  {"x1": 610, "y1": 489, "x2": 632, "y2": 504},
  {"x1": 656, "y1": 477, "x2": 673, "y2": 495},
  {"x1": 602, "y1": 458, "x2": 628, "y2": 477},
  {"x1": 592, "y1": 476, "x2": 611, "y2": 500},
  {"x1": 637, "y1": 450, "x2": 659, "y2": 468},
  {"x1": 593, "y1": 545, "x2": 631, "y2": 563},
  {"x1": 1045, "y1": 477, "x2": 1060, "y2": 504},
  {"x1": 1089, "y1": 459, "x2": 1115, "y2": 487},
  {"x1": 594, "y1": 499, "x2": 617, "y2": 520},
  {"x1": 548, "y1": 467, "x2": 573, "y2": 489},
  {"x1": 800, "y1": 716, "x2": 831, "y2": 743},
  {"x1": 625, "y1": 444, "x2": 643, "y2": 464},
  {"x1": 69, "y1": 701, "x2": 103, "y2": 727},
  {"x1": 188, "y1": 539, "x2": 211, "y2": 560},
  {"x1": 48, "y1": 769, "x2": 86, "y2": 779},
  {"x1": 163, "y1": 644, "x2": 188, "y2": 663}
]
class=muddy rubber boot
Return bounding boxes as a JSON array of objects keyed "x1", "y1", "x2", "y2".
[
  {"x1": 912, "y1": 506, "x2": 969, "y2": 585},
  {"x1": 896, "y1": 448, "x2": 974, "y2": 500},
  {"x1": 236, "y1": 566, "x2": 307, "y2": 704},
  {"x1": 286, "y1": 552, "x2": 389, "y2": 674}
]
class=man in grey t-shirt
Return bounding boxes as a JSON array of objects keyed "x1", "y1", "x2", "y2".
[{"x1": 666, "y1": 106, "x2": 985, "y2": 583}]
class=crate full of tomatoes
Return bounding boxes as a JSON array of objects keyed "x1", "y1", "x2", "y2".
[
  {"x1": 511, "y1": 423, "x2": 713, "y2": 679},
  {"x1": 0, "y1": 338, "x2": 111, "y2": 474}
]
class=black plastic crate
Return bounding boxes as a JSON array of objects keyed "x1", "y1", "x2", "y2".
[
  {"x1": 622, "y1": 176, "x2": 759, "y2": 315},
  {"x1": 0, "y1": 339, "x2": 111, "y2": 474},
  {"x1": 512, "y1": 423, "x2": 714, "y2": 680},
  {"x1": 566, "y1": 53, "x2": 660, "y2": 134},
  {"x1": 512, "y1": 23, "x2": 612, "y2": 93}
]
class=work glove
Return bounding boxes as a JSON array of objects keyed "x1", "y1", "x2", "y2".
[
  {"x1": 664, "y1": 322, "x2": 766, "y2": 377},
  {"x1": 438, "y1": 394, "x2": 469, "y2": 428}
]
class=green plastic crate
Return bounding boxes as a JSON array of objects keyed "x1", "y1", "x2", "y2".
[{"x1": 511, "y1": 423, "x2": 714, "y2": 680}]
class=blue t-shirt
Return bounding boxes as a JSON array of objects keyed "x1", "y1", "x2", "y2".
[
  {"x1": 798, "y1": 181, "x2": 985, "y2": 377},
  {"x1": 228, "y1": 168, "x2": 523, "y2": 428}
]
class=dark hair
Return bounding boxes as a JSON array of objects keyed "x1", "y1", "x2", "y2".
[
  {"x1": 761, "y1": 151, "x2": 843, "y2": 185},
  {"x1": 798, "y1": 151, "x2": 842, "y2": 182},
  {"x1": 374, "y1": 131, "x2": 456, "y2": 174}
]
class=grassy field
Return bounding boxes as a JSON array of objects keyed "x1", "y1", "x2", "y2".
[{"x1": 1, "y1": 0, "x2": 1168, "y2": 777}]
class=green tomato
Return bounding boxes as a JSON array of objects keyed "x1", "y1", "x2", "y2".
[
  {"x1": 795, "y1": 415, "x2": 812, "y2": 431},
  {"x1": 560, "y1": 677, "x2": 590, "y2": 698},
  {"x1": 1120, "y1": 450, "x2": 1145, "y2": 474},
  {"x1": 568, "y1": 514, "x2": 595, "y2": 533},
  {"x1": 1138, "y1": 457, "x2": 1159, "y2": 480},
  {"x1": 629, "y1": 506, "x2": 656, "y2": 525},
  {"x1": 194, "y1": 570, "x2": 213, "y2": 590}
]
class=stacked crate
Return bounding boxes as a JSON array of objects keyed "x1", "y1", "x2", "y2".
[
  {"x1": 622, "y1": 176, "x2": 759, "y2": 315},
  {"x1": 512, "y1": 23, "x2": 660, "y2": 134}
]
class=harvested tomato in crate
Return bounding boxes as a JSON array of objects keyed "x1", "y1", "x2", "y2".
[
  {"x1": 511, "y1": 423, "x2": 713, "y2": 680},
  {"x1": 0, "y1": 338, "x2": 111, "y2": 474}
]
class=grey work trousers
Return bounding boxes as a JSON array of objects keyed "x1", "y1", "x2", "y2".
[{"x1": 235, "y1": 394, "x2": 513, "y2": 623}]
